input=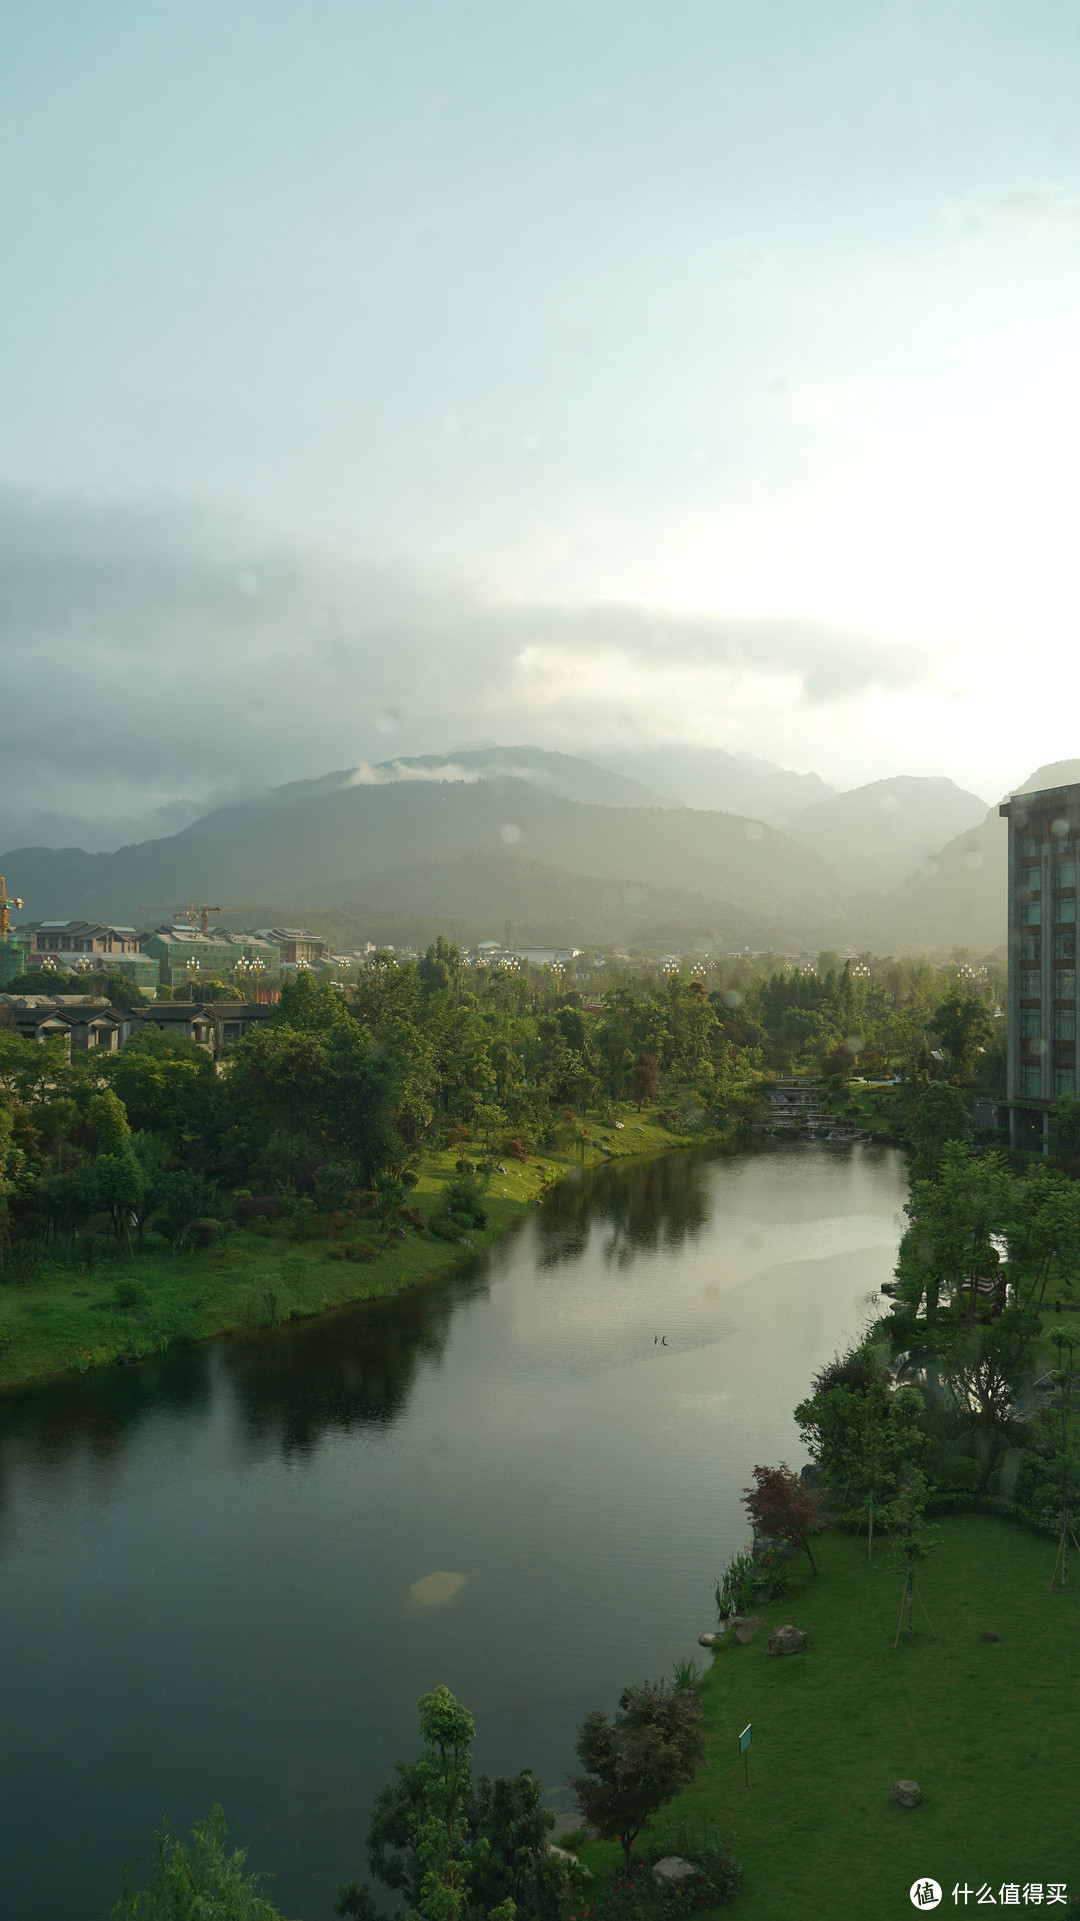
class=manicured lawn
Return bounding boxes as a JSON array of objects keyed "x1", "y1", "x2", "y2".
[
  {"x1": 0, "y1": 1111, "x2": 695, "y2": 1390},
  {"x1": 578, "y1": 1517, "x2": 1080, "y2": 1919}
]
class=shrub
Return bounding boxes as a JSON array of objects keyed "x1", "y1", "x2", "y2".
[
  {"x1": 934, "y1": 1455, "x2": 982, "y2": 1494},
  {"x1": 500, "y1": 1135, "x2": 529, "y2": 1162},
  {"x1": 397, "y1": 1205, "x2": 427, "y2": 1231},
  {"x1": 445, "y1": 1173, "x2": 487, "y2": 1228},
  {"x1": 715, "y1": 1544, "x2": 789, "y2": 1619},
  {"x1": 113, "y1": 1277, "x2": 150, "y2": 1311},
  {"x1": 232, "y1": 1195, "x2": 280, "y2": 1222},
  {"x1": 428, "y1": 1218, "x2": 463, "y2": 1243},
  {"x1": 342, "y1": 1239, "x2": 377, "y2": 1264},
  {"x1": 186, "y1": 1219, "x2": 220, "y2": 1250}
]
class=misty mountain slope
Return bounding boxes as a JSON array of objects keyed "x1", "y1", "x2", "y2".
[
  {"x1": 869, "y1": 807, "x2": 1005, "y2": 952},
  {"x1": 1, "y1": 774, "x2": 852, "y2": 930},
  {"x1": 310, "y1": 848, "x2": 769, "y2": 947},
  {"x1": 787, "y1": 776, "x2": 990, "y2": 891},
  {"x1": 593, "y1": 746, "x2": 834, "y2": 827}
]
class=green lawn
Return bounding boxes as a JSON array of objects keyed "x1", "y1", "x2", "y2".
[
  {"x1": 578, "y1": 1517, "x2": 1080, "y2": 1920},
  {"x1": 0, "y1": 1111, "x2": 695, "y2": 1391}
]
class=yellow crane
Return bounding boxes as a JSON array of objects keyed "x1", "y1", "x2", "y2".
[
  {"x1": 0, "y1": 876, "x2": 24, "y2": 940},
  {"x1": 138, "y1": 901, "x2": 224, "y2": 935}
]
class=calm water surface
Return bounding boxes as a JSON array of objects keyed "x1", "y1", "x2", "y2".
[{"x1": 0, "y1": 1143, "x2": 906, "y2": 1921}]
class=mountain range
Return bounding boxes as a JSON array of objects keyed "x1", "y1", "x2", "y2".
[{"x1": 0, "y1": 743, "x2": 1066, "y2": 956}]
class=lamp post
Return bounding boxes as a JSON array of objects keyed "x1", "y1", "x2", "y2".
[
  {"x1": 185, "y1": 958, "x2": 201, "y2": 1000},
  {"x1": 250, "y1": 958, "x2": 266, "y2": 1004}
]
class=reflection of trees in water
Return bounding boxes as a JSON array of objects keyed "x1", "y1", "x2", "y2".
[
  {"x1": 536, "y1": 1151, "x2": 712, "y2": 1271},
  {"x1": 223, "y1": 1267, "x2": 492, "y2": 1456},
  {"x1": 0, "y1": 1350, "x2": 215, "y2": 1515},
  {"x1": 0, "y1": 1268, "x2": 494, "y2": 1491}
]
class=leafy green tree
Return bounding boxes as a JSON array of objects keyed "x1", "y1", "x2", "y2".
[
  {"x1": 107, "y1": 1803, "x2": 294, "y2": 1919},
  {"x1": 1008, "y1": 1166, "x2": 1080, "y2": 1308},
  {"x1": 353, "y1": 1685, "x2": 560, "y2": 1921},
  {"x1": 795, "y1": 1373, "x2": 925, "y2": 1556},
  {"x1": 568, "y1": 1680, "x2": 706, "y2": 1873},
  {"x1": 158, "y1": 1169, "x2": 218, "y2": 1250},
  {"x1": 932, "y1": 991, "x2": 994, "y2": 1085},
  {"x1": 907, "y1": 1081, "x2": 972, "y2": 1182},
  {"x1": 895, "y1": 1144, "x2": 1012, "y2": 1321},
  {"x1": 1050, "y1": 1095, "x2": 1080, "y2": 1177}
]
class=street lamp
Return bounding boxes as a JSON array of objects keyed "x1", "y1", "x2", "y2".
[{"x1": 185, "y1": 958, "x2": 201, "y2": 998}]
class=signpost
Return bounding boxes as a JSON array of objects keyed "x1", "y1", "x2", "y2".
[{"x1": 739, "y1": 1722, "x2": 752, "y2": 1788}]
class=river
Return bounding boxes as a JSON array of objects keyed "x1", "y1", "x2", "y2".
[{"x1": 0, "y1": 1141, "x2": 906, "y2": 1921}]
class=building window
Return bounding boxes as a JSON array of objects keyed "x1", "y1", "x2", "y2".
[
  {"x1": 1020, "y1": 936, "x2": 1041, "y2": 961},
  {"x1": 1055, "y1": 1012, "x2": 1077, "y2": 1041},
  {"x1": 1055, "y1": 931, "x2": 1077, "y2": 960},
  {"x1": 1057, "y1": 971, "x2": 1077, "y2": 999},
  {"x1": 1056, "y1": 862, "x2": 1078, "y2": 888},
  {"x1": 1020, "y1": 837, "x2": 1043, "y2": 858},
  {"x1": 1020, "y1": 901, "x2": 1042, "y2": 926},
  {"x1": 1057, "y1": 898, "x2": 1077, "y2": 924},
  {"x1": 1021, "y1": 1064, "x2": 1043, "y2": 1096},
  {"x1": 1055, "y1": 1069, "x2": 1076, "y2": 1097},
  {"x1": 1020, "y1": 1009, "x2": 1043, "y2": 1038}
]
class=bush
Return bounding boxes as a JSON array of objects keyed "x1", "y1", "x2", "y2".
[
  {"x1": 934, "y1": 1456, "x2": 982, "y2": 1494},
  {"x1": 113, "y1": 1277, "x2": 150, "y2": 1311},
  {"x1": 327, "y1": 1239, "x2": 378, "y2": 1265},
  {"x1": 715, "y1": 1544, "x2": 789, "y2": 1619},
  {"x1": 500, "y1": 1135, "x2": 530, "y2": 1162},
  {"x1": 397, "y1": 1205, "x2": 426, "y2": 1231},
  {"x1": 428, "y1": 1218, "x2": 463, "y2": 1243},
  {"x1": 186, "y1": 1219, "x2": 220, "y2": 1250},
  {"x1": 445, "y1": 1173, "x2": 487, "y2": 1228}
]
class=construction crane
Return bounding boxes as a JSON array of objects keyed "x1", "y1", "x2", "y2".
[
  {"x1": 0, "y1": 877, "x2": 24, "y2": 940},
  {"x1": 138, "y1": 901, "x2": 224, "y2": 935}
]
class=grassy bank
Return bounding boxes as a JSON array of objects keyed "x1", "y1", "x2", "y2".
[
  {"x1": 0, "y1": 1110, "x2": 702, "y2": 1393},
  {"x1": 578, "y1": 1516, "x2": 1080, "y2": 1918}
]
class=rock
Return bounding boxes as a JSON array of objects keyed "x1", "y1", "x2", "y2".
[
  {"x1": 893, "y1": 1780, "x2": 922, "y2": 1808},
  {"x1": 673, "y1": 1688, "x2": 706, "y2": 1720},
  {"x1": 547, "y1": 1845, "x2": 591, "y2": 1877},
  {"x1": 651, "y1": 1858, "x2": 697, "y2": 1890},
  {"x1": 752, "y1": 1536, "x2": 799, "y2": 1562},
  {"x1": 767, "y1": 1624, "x2": 808, "y2": 1657},
  {"x1": 735, "y1": 1614, "x2": 767, "y2": 1645},
  {"x1": 698, "y1": 1632, "x2": 718, "y2": 1647},
  {"x1": 982, "y1": 1631, "x2": 1000, "y2": 1642}
]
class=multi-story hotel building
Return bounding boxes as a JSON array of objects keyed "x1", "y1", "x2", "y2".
[{"x1": 1000, "y1": 781, "x2": 1080, "y2": 1149}]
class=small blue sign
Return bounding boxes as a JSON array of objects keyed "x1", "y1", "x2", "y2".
[{"x1": 739, "y1": 1723, "x2": 752, "y2": 1755}]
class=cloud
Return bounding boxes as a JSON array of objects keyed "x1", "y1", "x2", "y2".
[
  {"x1": 941, "y1": 185, "x2": 1080, "y2": 239},
  {"x1": 0, "y1": 489, "x2": 933, "y2": 847}
]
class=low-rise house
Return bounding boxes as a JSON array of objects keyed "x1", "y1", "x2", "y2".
[
  {"x1": 0, "y1": 994, "x2": 125, "y2": 1051},
  {"x1": 126, "y1": 1001, "x2": 217, "y2": 1053}
]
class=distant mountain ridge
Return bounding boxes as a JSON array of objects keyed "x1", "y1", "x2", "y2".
[{"x1": 0, "y1": 743, "x2": 1055, "y2": 955}]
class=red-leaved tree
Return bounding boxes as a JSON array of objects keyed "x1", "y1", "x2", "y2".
[{"x1": 742, "y1": 1463, "x2": 821, "y2": 1576}]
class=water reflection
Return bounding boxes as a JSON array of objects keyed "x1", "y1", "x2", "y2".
[{"x1": 536, "y1": 1147, "x2": 716, "y2": 1270}]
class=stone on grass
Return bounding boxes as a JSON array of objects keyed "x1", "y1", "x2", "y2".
[
  {"x1": 982, "y1": 1631, "x2": 1000, "y2": 1642},
  {"x1": 735, "y1": 1614, "x2": 767, "y2": 1645},
  {"x1": 766, "y1": 1624, "x2": 808, "y2": 1657},
  {"x1": 651, "y1": 1858, "x2": 697, "y2": 1890},
  {"x1": 698, "y1": 1631, "x2": 718, "y2": 1647},
  {"x1": 893, "y1": 1780, "x2": 922, "y2": 1808}
]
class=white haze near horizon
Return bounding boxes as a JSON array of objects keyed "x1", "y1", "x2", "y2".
[{"x1": 1, "y1": 2, "x2": 1079, "y2": 840}]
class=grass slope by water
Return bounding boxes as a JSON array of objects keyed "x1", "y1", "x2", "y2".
[
  {"x1": 578, "y1": 1517, "x2": 1080, "y2": 1920},
  {"x1": 0, "y1": 1113, "x2": 692, "y2": 1392}
]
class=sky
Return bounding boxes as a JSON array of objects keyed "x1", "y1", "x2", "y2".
[{"x1": 3, "y1": 1, "x2": 1080, "y2": 841}]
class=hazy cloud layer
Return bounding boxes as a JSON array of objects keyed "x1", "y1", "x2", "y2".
[{"x1": 0, "y1": 492, "x2": 931, "y2": 847}]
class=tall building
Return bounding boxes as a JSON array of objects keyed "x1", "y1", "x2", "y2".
[{"x1": 1000, "y1": 781, "x2": 1080, "y2": 1149}]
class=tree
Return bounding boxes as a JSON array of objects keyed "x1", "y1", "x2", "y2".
[
  {"x1": 107, "y1": 1803, "x2": 294, "y2": 1919},
  {"x1": 568, "y1": 1680, "x2": 706, "y2": 1873},
  {"x1": 1048, "y1": 1319, "x2": 1080, "y2": 1587},
  {"x1": 932, "y1": 991, "x2": 994, "y2": 1085},
  {"x1": 907, "y1": 1081, "x2": 972, "y2": 1182},
  {"x1": 895, "y1": 1144, "x2": 1013, "y2": 1322},
  {"x1": 1050, "y1": 1095, "x2": 1080, "y2": 1177},
  {"x1": 629, "y1": 1052, "x2": 659, "y2": 1109},
  {"x1": 741, "y1": 1463, "x2": 821, "y2": 1575},
  {"x1": 354, "y1": 1685, "x2": 558, "y2": 1921},
  {"x1": 795, "y1": 1371, "x2": 925, "y2": 1557}
]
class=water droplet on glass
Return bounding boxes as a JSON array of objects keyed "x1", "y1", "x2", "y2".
[
  {"x1": 500, "y1": 821, "x2": 522, "y2": 844},
  {"x1": 964, "y1": 849, "x2": 983, "y2": 870},
  {"x1": 877, "y1": 793, "x2": 900, "y2": 815},
  {"x1": 745, "y1": 821, "x2": 764, "y2": 841},
  {"x1": 723, "y1": 990, "x2": 744, "y2": 1009},
  {"x1": 375, "y1": 708, "x2": 401, "y2": 736},
  {"x1": 921, "y1": 858, "x2": 939, "y2": 877}
]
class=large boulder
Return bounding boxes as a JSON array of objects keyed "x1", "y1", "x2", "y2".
[
  {"x1": 735, "y1": 1614, "x2": 767, "y2": 1645},
  {"x1": 651, "y1": 1858, "x2": 697, "y2": 1891},
  {"x1": 767, "y1": 1624, "x2": 808, "y2": 1657},
  {"x1": 893, "y1": 1780, "x2": 922, "y2": 1808},
  {"x1": 698, "y1": 1632, "x2": 718, "y2": 1647}
]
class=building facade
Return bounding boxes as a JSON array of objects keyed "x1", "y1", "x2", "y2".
[{"x1": 1001, "y1": 781, "x2": 1080, "y2": 1150}]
